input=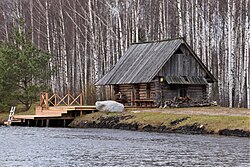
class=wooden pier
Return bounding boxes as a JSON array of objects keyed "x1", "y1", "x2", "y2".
[
  {"x1": 5, "y1": 92, "x2": 97, "y2": 127},
  {"x1": 8, "y1": 105, "x2": 97, "y2": 127}
]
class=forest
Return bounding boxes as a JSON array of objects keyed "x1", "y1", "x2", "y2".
[{"x1": 0, "y1": 0, "x2": 249, "y2": 109}]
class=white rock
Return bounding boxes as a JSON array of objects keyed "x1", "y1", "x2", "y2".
[
  {"x1": 95, "y1": 100, "x2": 124, "y2": 112},
  {"x1": 210, "y1": 101, "x2": 218, "y2": 106},
  {"x1": 131, "y1": 110, "x2": 140, "y2": 113}
]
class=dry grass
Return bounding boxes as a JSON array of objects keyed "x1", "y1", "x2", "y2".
[
  {"x1": 74, "y1": 109, "x2": 250, "y2": 133},
  {"x1": 0, "y1": 112, "x2": 9, "y2": 124},
  {"x1": 126, "y1": 112, "x2": 250, "y2": 132},
  {"x1": 0, "y1": 104, "x2": 37, "y2": 124},
  {"x1": 126, "y1": 106, "x2": 250, "y2": 116}
]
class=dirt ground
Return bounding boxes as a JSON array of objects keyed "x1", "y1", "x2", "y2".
[{"x1": 128, "y1": 106, "x2": 250, "y2": 116}]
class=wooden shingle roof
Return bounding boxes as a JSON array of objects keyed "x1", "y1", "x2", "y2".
[{"x1": 96, "y1": 38, "x2": 216, "y2": 85}]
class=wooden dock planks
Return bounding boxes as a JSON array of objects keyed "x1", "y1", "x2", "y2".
[{"x1": 7, "y1": 105, "x2": 97, "y2": 127}]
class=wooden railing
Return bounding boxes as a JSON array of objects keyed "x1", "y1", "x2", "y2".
[{"x1": 40, "y1": 92, "x2": 83, "y2": 109}]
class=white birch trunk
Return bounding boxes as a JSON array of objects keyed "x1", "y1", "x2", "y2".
[
  {"x1": 216, "y1": 1, "x2": 222, "y2": 104},
  {"x1": 16, "y1": 1, "x2": 21, "y2": 34},
  {"x1": 59, "y1": 0, "x2": 69, "y2": 92},
  {"x1": 124, "y1": 0, "x2": 129, "y2": 50},
  {"x1": 116, "y1": 0, "x2": 124, "y2": 56},
  {"x1": 84, "y1": 29, "x2": 88, "y2": 104},
  {"x1": 185, "y1": 0, "x2": 190, "y2": 43},
  {"x1": 227, "y1": 0, "x2": 233, "y2": 108},
  {"x1": 76, "y1": 30, "x2": 82, "y2": 93},
  {"x1": 165, "y1": 0, "x2": 169, "y2": 38},
  {"x1": 177, "y1": 0, "x2": 183, "y2": 37},
  {"x1": 3, "y1": 11, "x2": 9, "y2": 42},
  {"x1": 135, "y1": 0, "x2": 139, "y2": 42},
  {"x1": 88, "y1": 0, "x2": 100, "y2": 99},
  {"x1": 201, "y1": 1, "x2": 206, "y2": 65},
  {"x1": 194, "y1": 0, "x2": 199, "y2": 55},
  {"x1": 106, "y1": 15, "x2": 111, "y2": 71},
  {"x1": 159, "y1": 0, "x2": 163, "y2": 39},
  {"x1": 244, "y1": 1, "x2": 250, "y2": 108},
  {"x1": 30, "y1": 0, "x2": 34, "y2": 44},
  {"x1": 191, "y1": 0, "x2": 195, "y2": 47},
  {"x1": 146, "y1": 0, "x2": 152, "y2": 41},
  {"x1": 238, "y1": 0, "x2": 243, "y2": 107},
  {"x1": 162, "y1": 0, "x2": 166, "y2": 39},
  {"x1": 131, "y1": 2, "x2": 135, "y2": 43}
]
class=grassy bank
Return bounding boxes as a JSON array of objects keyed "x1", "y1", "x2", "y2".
[
  {"x1": 70, "y1": 110, "x2": 250, "y2": 137},
  {"x1": 0, "y1": 104, "x2": 36, "y2": 125},
  {"x1": 0, "y1": 112, "x2": 9, "y2": 125}
]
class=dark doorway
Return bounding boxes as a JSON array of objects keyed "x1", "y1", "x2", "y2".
[{"x1": 179, "y1": 87, "x2": 187, "y2": 97}]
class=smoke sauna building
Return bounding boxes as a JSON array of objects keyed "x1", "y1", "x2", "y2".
[{"x1": 96, "y1": 38, "x2": 216, "y2": 107}]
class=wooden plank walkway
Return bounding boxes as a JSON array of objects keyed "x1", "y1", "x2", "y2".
[{"x1": 5, "y1": 105, "x2": 97, "y2": 127}]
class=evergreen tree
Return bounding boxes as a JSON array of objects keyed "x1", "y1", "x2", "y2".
[{"x1": 0, "y1": 30, "x2": 51, "y2": 111}]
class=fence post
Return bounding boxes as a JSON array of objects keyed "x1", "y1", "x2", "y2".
[
  {"x1": 67, "y1": 92, "x2": 70, "y2": 106},
  {"x1": 40, "y1": 93, "x2": 43, "y2": 107},
  {"x1": 55, "y1": 93, "x2": 57, "y2": 106},
  {"x1": 80, "y1": 93, "x2": 83, "y2": 105},
  {"x1": 45, "y1": 92, "x2": 49, "y2": 109}
]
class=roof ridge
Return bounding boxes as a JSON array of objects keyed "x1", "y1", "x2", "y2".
[{"x1": 131, "y1": 37, "x2": 185, "y2": 45}]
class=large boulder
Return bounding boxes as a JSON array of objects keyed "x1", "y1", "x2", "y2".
[{"x1": 95, "y1": 100, "x2": 124, "y2": 112}]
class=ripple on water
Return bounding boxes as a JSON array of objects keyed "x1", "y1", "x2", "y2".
[{"x1": 0, "y1": 126, "x2": 249, "y2": 167}]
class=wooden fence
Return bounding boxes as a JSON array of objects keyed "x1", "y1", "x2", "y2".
[{"x1": 40, "y1": 92, "x2": 83, "y2": 109}]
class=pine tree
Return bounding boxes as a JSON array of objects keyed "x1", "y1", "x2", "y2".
[{"x1": 0, "y1": 29, "x2": 52, "y2": 111}]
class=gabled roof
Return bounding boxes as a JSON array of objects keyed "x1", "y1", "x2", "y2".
[{"x1": 96, "y1": 38, "x2": 216, "y2": 85}]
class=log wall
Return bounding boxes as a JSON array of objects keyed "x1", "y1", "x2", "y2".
[
  {"x1": 161, "y1": 84, "x2": 206, "y2": 102},
  {"x1": 115, "y1": 82, "x2": 156, "y2": 106},
  {"x1": 114, "y1": 82, "x2": 206, "y2": 106},
  {"x1": 187, "y1": 85, "x2": 207, "y2": 100},
  {"x1": 154, "y1": 75, "x2": 207, "y2": 106},
  {"x1": 117, "y1": 84, "x2": 132, "y2": 104}
]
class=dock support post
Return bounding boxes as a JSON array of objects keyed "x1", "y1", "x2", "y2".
[
  {"x1": 63, "y1": 119, "x2": 66, "y2": 127},
  {"x1": 27, "y1": 120, "x2": 30, "y2": 126},
  {"x1": 35, "y1": 120, "x2": 38, "y2": 127},
  {"x1": 46, "y1": 119, "x2": 50, "y2": 127},
  {"x1": 45, "y1": 93, "x2": 49, "y2": 109}
]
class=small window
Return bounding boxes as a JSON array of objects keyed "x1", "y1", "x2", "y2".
[
  {"x1": 174, "y1": 48, "x2": 184, "y2": 54},
  {"x1": 183, "y1": 76, "x2": 189, "y2": 82}
]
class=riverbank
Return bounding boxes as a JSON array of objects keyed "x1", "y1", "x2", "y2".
[
  {"x1": 69, "y1": 107, "x2": 250, "y2": 137},
  {"x1": 0, "y1": 105, "x2": 36, "y2": 125},
  {"x1": 0, "y1": 112, "x2": 9, "y2": 125}
]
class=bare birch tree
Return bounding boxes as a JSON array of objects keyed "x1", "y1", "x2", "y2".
[{"x1": 0, "y1": 0, "x2": 248, "y2": 107}]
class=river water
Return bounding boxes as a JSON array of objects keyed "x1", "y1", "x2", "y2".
[{"x1": 0, "y1": 127, "x2": 249, "y2": 167}]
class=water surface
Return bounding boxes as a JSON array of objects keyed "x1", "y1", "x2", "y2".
[{"x1": 0, "y1": 127, "x2": 249, "y2": 166}]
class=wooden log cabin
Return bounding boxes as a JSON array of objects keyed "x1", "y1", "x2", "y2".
[{"x1": 96, "y1": 38, "x2": 216, "y2": 107}]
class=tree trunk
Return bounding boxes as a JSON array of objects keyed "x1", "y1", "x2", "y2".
[{"x1": 59, "y1": 0, "x2": 69, "y2": 93}]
